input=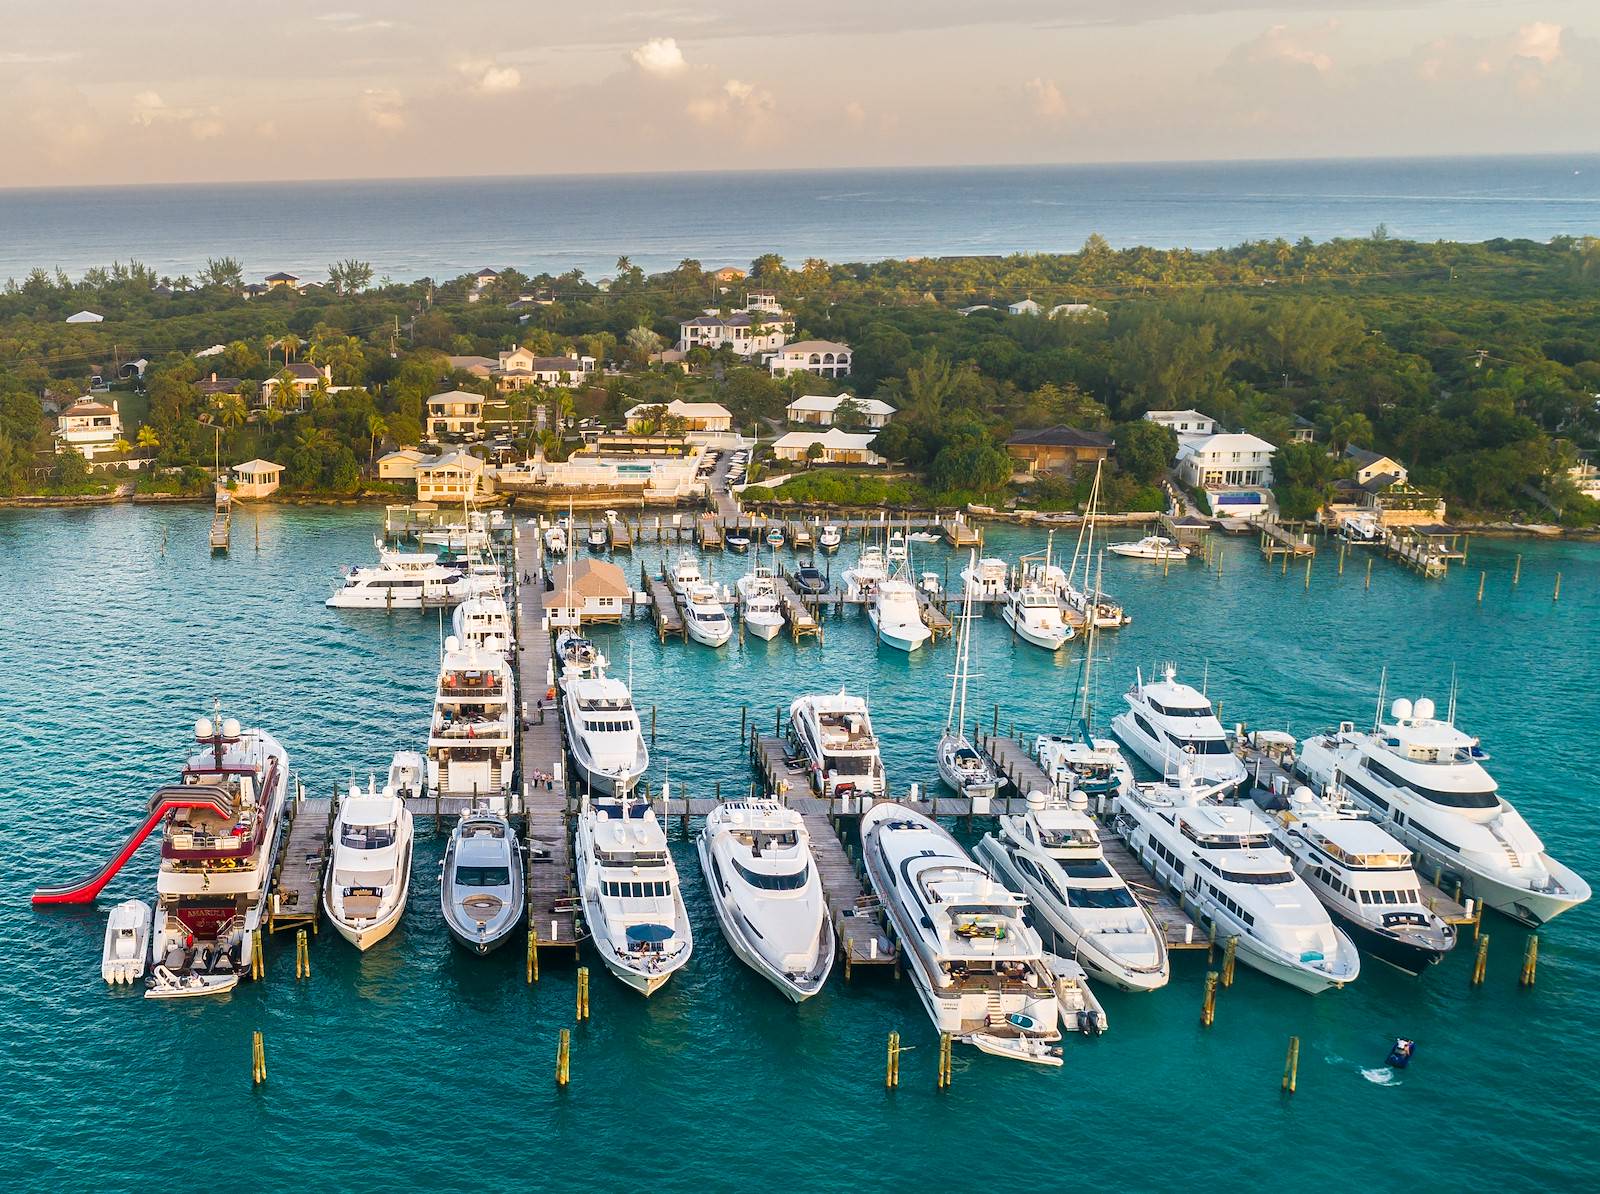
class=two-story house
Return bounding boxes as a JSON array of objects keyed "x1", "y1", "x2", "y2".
[
  {"x1": 258, "y1": 362, "x2": 334, "y2": 410},
  {"x1": 55, "y1": 397, "x2": 123, "y2": 460},
  {"x1": 767, "y1": 340, "x2": 852, "y2": 379},
  {"x1": 784, "y1": 393, "x2": 895, "y2": 428},
  {"x1": 426, "y1": 390, "x2": 487, "y2": 441},
  {"x1": 1176, "y1": 432, "x2": 1276, "y2": 489},
  {"x1": 491, "y1": 347, "x2": 595, "y2": 391},
  {"x1": 1144, "y1": 409, "x2": 1218, "y2": 439},
  {"x1": 678, "y1": 309, "x2": 792, "y2": 358}
]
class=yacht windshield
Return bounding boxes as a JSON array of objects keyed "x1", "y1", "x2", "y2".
[
  {"x1": 1365, "y1": 758, "x2": 1499, "y2": 809},
  {"x1": 1058, "y1": 859, "x2": 1115, "y2": 880},
  {"x1": 1220, "y1": 868, "x2": 1294, "y2": 885},
  {"x1": 1065, "y1": 887, "x2": 1138, "y2": 909},
  {"x1": 1150, "y1": 700, "x2": 1212, "y2": 717},
  {"x1": 1166, "y1": 733, "x2": 1233, "y2": 755},
  {"x1": 457, "y1": 865, "x2": 511, "y2": 887},
  {"x1": 341, "y1": 825, "x2": 395, "y2": 850},
  {"x1": 732, "y1": 858, "x2": 810, "y2": 891}
]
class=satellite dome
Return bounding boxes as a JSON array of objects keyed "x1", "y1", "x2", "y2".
[
  {"x1": 194, "y1": 717, "x2": 214, "y2": 740},
  {"x1": 1392, "y1": 698, "x2": 1414, "y2": 722},
  {"x1": 1414, "y1": 697, "x2": 1436, "y2": 721},
  {"x1": 1066, "y1": 791, "x2": 1089, "y2": 812},
  {"x1": 1291, "y1": 785, "x2": 1316, "y2": 806},
  {"x1": 221, "y1": 717, "x2": 241, "y2": 739},
  {"x1": 444, "y1": 635, "x2": 461, "y2": 653},
  {"x1": 1025, "y1": 789, "x2": 1047, "y2": 812}
]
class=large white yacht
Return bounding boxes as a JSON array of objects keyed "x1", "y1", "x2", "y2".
[
  {"x1": 667, "y1": 552, "x2": 706, "y2": 597},
  {"x1": 1111, "y1": 665, "x2": 1248, "y2": 790},
  {"x1": 683, "y1": 581, "x2": 734, "y2": 647},
  {"x1": 326, "y1": 539, "x2": 488, "y2": 609},
  {"x1": 1298, "y1": 696, "x2": 1590, "y2": 926},
  {"x1": 147, "y1": 715, "x2": 291, "y2": 989},
  {"x1": 452, "y1": 591, "x2": 514, "y2": 657},
  {"x1": 562, "y1": 670, "x2": 650, "y2": 796},
  {"x1": 426, "y1": 636, "x2": 516, "y2": 812},
  {"x1": 975, "y1": 789, "x2": 1169, "y2": 992},
  {"x1": 938, "y1": 554, "x2": 1000, "y2": 807},
  {"x1": 862, "y1": 804, "x2": 1063, "y2": 1065},
  {"x1": 1111, "y1": 764, "x2": 1361, "y2": 993},
  {"x1": 1000, "y1": 580, "x2": 1072, "y2": 650},
  {"x1": 577, "y1": 793, "x2": 693, "y2": 995},
  {"x1": 697, "y1": 799, "x2": 834, "y2": 1001},
  {"x1": 789, "y1": 688, "x2": 887, "y2": 806},
  {"x1": 868, "y1": 572, "x2": 930, "y2": 652},
  {"x1": 325, "y1": 764, "x2": 416, "y2": 951},
  {"x1": 736, "y1": 559, "x2": 786, "y2": 641},
  {"x1": 841, "y1": 544, "x2": 887, "y2": 601},
  {"x1": 1262, "y1": 782, "x2": 1455, "y2": 974},
  {"x1": 441, "y1": 808, "x2": 524, "y2": 954},
  {"x1": 960, "y1": 556, "x2": 1009, "y2": 603}
]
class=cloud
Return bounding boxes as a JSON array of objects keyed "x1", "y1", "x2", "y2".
[
  {"x1": 190, "y1": 117, "x2": 226, "y2": 141},
  {"x1": 0, "y1": 49, "x2": 80, "y2": 65},
  {"x1": 456, "y1": 59, "x2": 523, "y2": 95},
  {"x1": 631, "y1": 37, "x2": 687, "y2": 77},
  {"x1": 687, "y1": 78, "x2": 776, "y2": 131},
  {"x1": 1514, "y1": 22, "x2": 1564, "y2": 66},
  {"x1": 131, "y1": 91, "x2": 167, "y2": 127},
  {"x1": 316, "y1": 11, "x2": 395, "y2": 32},
  {"x1": 130, "y1": 91, "x2": 226, "y2": 140},
  {"x1": 360, "y1": 88, "x2": 406, "y2": 131},
  {"x1": 844, "y1": 100, "x2": 866, "y2": 124},
  {"x1": 1235, "y1": 23, "x2": 1336, "y2": 75},
  {"x1": 1024, "y1": 77, "x2": 1067, "y2": 120}
]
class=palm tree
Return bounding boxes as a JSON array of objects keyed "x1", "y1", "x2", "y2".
[
  {"x1": 217, "y1": 394, "x2": 246, "y2": 430},
  {"x1": 135, "y1": 426, "x2": 160, "y2": 453},
  {"x1": 296, "y1": 425, "x2": 334, "y2": 455},
  {"x1": 366, "y1": 413, "x2": 389, "y2": 465}
]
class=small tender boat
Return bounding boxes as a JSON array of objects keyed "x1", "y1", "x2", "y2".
[
  {"x1": 102, "y1": 899, "x2": 152, "y2": 985},
  {"x1": 727, "y1": 531, "x2": 751, "y2": 552},
  {"x1": 1044, "y1": 954, "x2": 1109, "y2": 1035},
  {"x1": 441, "y1": 810, "x2": 525, "y2": 954},
  {"x1": 1388, "y1": 1038, "x2": 1415, "y2": 1069},
  {"x1": 587, "y1": 526, "x2": 607, "y2": 551},
  {"x1": 793, "y1": 566, "x2": 828, "y2": 596},
  {"x1": 765, "y1": 526, "x2": 785, "y2": 547},
  {"x1": 145, "y1": 965, "x2": 239, "y2": 1000},
  {"x1": 544, "y1": 521, "x2": 568, "y2": 557},
  {"x1": 1107, "y1": 535, "x2": 1190, "y2": 561},
  {"x1": 818, "y1": 524, "x2": 842, "y2": 551}
]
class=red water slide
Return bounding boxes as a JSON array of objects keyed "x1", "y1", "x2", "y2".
[{"x1": 31, "y1": 789, "x2": 234, "y2": 906}]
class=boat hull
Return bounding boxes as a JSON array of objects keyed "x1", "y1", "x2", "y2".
[
  {"x1": 868, "y1": 609, "x2": 929, "y2": 652},
  {"x1": 743, "y1": 615, "x2": 784, "y2": 640},
  {"x1": 327, "y1": 838, "x2": 413, "y2": 952},
  {"x1": 1333, "y1": 909, "x2": 1452, "y2": 976}
]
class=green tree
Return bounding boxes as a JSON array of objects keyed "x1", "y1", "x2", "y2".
[{"x1": 1112, "y1": 420, "x2": 1177, "y2": 485}]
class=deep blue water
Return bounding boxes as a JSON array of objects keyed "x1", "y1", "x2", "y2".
[
  {"x1": 3, "y1": 156, "x2": 1599, "y2": 283},
  {"x1": 1, "y1": 506, "x2": 1597, "y2": 1191}
]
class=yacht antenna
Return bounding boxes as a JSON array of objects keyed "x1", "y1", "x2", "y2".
[
  {"x1": 1374, "y1": 665, "x2": 1389, "y2": 732},
  {"x1": 1201, "y1": 658, "x2": 1209, "y2": 698},
  {"x1": 1446, "y1": 663, "x2": 1458, "y2": 725}
]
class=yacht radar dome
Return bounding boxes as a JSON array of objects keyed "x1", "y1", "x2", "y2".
[
  {"x1": 221, "y1": 717, "x2": 241, "y2": 740},
  {"x1": 1291, "y1": 786, "x2": 1316, "y2": 808},
  {"x1": 1392, "y1": 698, "x2": 1414, "y2": 722},
  {"x1": 1414, "y1": 697, "x2": 1436, "y2": 721},
  {"x1": 1066, "y1": 791, "x2": 1089, "y2": 813},
  {"x1": 444, "y1": 634, "x2": 461, "y2": 653},
  {"x1": 194, "y1": 717, "x2": 214, "y2": 740},
  {"x1": 1026, "y1": 789, "x2": 1048, "y2": 813}
]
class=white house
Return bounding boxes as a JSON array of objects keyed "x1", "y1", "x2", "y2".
[
  {"x1": 55, "y1": 397, "x2": 123, "y2": 459},
  {"x1": 231, "y1": 459, "x2": 284, "y2": 499},
  {"x1": 65, "y1": 310, "x2": 104, "y2": 324},
  {"x1": 258, "y1": 362, "x2": 337, "y2": 409},
  {"x1": 772, "y1": 429, "x2": 883, "y2": 466},
  {"x1": 1176, "y1": 432, "x2": 1276, "y2": 489},
  {"x1": 1008, "y1": 299, "x2": 1042, "y2": 316},
  {"x1": 377, "y1": 447, "x2": 430, "y2": 481},
  {"x1": 678, "y1": 309, "x2": 791, "y2": 358},
  {"x1": 784, "y1": 393, "x2": 895, "y2": 428},
  {"x1": 491, "y1": 347, "x2": 594, "y2": 391},
  {"x1": 547, "y1": 558, "x2": 633, "y2": 626},
  {"x1": 415, "y1": 450, "x2": 488, "y2": 503},
  {"x1": 1145, "y1": 409, "x2": 1218, "y2": 438},
  {"x1": 1049, "y1": 303, "x2": 1103, "y2": 319},
  {"x1": 767, "y1": 340, "x2": 852, "y2": 379},
  {"x1": 1569, "y1": 455, "x2": 1600, "y2": 501},
  {"x1": 426, "y1": 390, "x2": 487, "y2": 441},
  {"x1": 745, "y1": 289, "x2": 784, "y2": 315},
  {"x1": 1344, "y1": 445, "x2": 1409, "y2": 487},
  {"x1": 623, "y1": 399, "x2": 733, "y2": 433}
]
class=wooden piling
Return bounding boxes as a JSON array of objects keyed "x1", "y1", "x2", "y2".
[
  {"x1": 295, "y1": 927, "x2": 309, "y2": 980},
  {"x1": 937, "y1": 1032, "x2": 953, "y2": 1089},
  {"x1": 1338, "y1": 541, "x2": 1346, "y2": 575},
  {"x1": 527, "y1": 928, "x2": 539, "y2": 983},
  {"x1": 556, "y1": 1028, "x2": 571, "y2": 1087},
  {"x1": 1222, "y1": 935, "x2": 1238, "y2": 987},
  {"x1": 251, "y1": 1030, "x2": 266, "y2": 1086},
  {"x1": 577, "y1": 966, "x2": 590, "y2": 1020},
  {"x1": 250, "y1": 931, "x2": 263, "y2": 981},
  {"x1": 740, "y1": 704, "x2": 747, "y2": 740},
  {"x1": 1554, "y1": 572, "x2": 1562, "y2": 602},
  {"x1": 1365, "y1": 557, "x2": 1373, "y2": 590},
  {"x1": 1281, "y1": 1036, "x2": 1300, "y2": 1094},
  {"x1": 1477, "y1": 571, "x2": 1486, "y2": 604},
  {"x1": 1513, "y1": 554, "x2": 1522, "y2": 585},
  {"x1": 1304, "y1": 554, "x2": 1312, "y2": 591},
  {"x1": 1201, "y1": 972, "x2": 1219, "y2": 1027},
  {"x1": 1520, "y1": 935, "x2": 1538, "y2": 987},
  {"x1": 651, "y1": 705, "x2": 657, "y2": 745},
  {"x1": 1471, "y1": 933, "x2": 1490, "y2": 986},
  {"x1": 885, "y1": 1031, "x2": 901, "y2": 1089}
]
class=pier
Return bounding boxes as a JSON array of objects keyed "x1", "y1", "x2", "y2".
[
  {"x1": 696, "y1": 513, "x2": 724, "y2": 550},
  {"x1": 1258, "y1": 519, "x2": 1316, "y2": 560},
  {"x1": 640, "y1": 564, "x2": 687, "y2": 641},
  {"x1": 1381, "y1": 523, "x2": 1465, "y2": 579},
  {"x1": 941, "y1": 513, "x2": 981, "y2": 547},
  {"x1": 975, "y1": 728, "x2": 1053, "y2": 795},
  {"x1": 607, "y1": 515, "x2": 633, "y2": 551},
  {"x1": 209, "y1": 490, "x2": 231, "y2": 552},
  {"x1": 771, "y1": 572, "x2": 823, "y2": 643},
  {"x1": 800, "y1": 812, "x2": 899, "y2": 973},
  {"x1": 267, "y1": 793, "x2": 334, "y2": 934}
]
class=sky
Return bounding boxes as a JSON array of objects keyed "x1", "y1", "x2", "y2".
[{"x1": 2, "y1": 1, "x2": 1598, "y2": 187}]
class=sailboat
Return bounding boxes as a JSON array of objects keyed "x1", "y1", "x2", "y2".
[
  {"x1": 937, "y1": 551, "x2": 1001, "y2": 809},
  {"x1": 1060, "y1": 461, "x2": 1131, "y2": 628}
]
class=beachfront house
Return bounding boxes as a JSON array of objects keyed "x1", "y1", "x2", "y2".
[
  {"x1": 1176, "y1": 432, "x2": 1276, "y2": 489},
  {"x1": 784, "y1": 393, "x2": 895, "y2": 429},
  {"x1": 376, "y1": 447, "x2": 431, "y2": 481},
  {"x1": 678, "y1": 309, "x2": 791, "y2": 358},
  {"x1": 426, "y1": 390, "x2": 487, "y2": 441},
  {"x1": 1569, "y1": 454, "x2": 1600, "y2": 501},
  {"x1": 623, "y1": 399, "x2": 733, "y2": 433},
  {"x1": 767, "y1": 340, "x2": 852, "y2": 379},
  {"x1": 1345, "y1": 445, "x2": 1409, "y2": 487},
  {"x1": 54, "y1": 397, "x2": 123, "y2": 460},
  {"x1": 1004, "y1": 426, "x2": 1113, "y2": 477},
  {"x1": 231, "y1": 459, "x2": 284, "y2": 499},
  {"x1": 415, "y1": 450, "x2": 489, "y2": 503},
  {"x1": 772, "y1": 429, "x2": 883, "y2": 466}
]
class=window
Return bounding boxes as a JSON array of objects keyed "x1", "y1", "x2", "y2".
[
  {"x1": 732, "y1": 858, "x2": 810, "y2": 891},
  {"x1": 341, "y1": 825, "x2": 395, "y2": 850},
  {"x1": 1165, "y1": 732, "x2": 1233, "y2": 756},
  {"x1": 1149, "y1": 699, "x2": 1213, "y2": 718},
  {"x1": 457, "y1": 865, "x2": 510, "y2": 887},
  {"x1": 1365, "y1": 758, "x2": 1499, "y2": 809},
  {"x1": 1065, "y1": 887, "x2": 1137, "y2": 909}
]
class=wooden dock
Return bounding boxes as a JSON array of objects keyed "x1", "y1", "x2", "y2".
[
  {"x1": 1381, "y1": 524, "x2": 1464, "y2": 579},
  {"x1": 916, "y1": 590, "x2": 952, "y2": 640},
  {"x1": 267, "y1": 794, "x2": 334, "y2": 933},
  {"x1": 1098, "y1": 828, "x2": 1208, "y2": 950},
  {"x1": 513, "y1": 526, "x2": 581, "y2": 951},
  {"x1": 696, "y1": 513, "x2": 724, "y2": 549},
  {"x1": 787, "y1": 519, "x2": 814, "y2": 549},
  {"x1": 1259, "y1": 519, "x2": 1316, "y2": 559},
  {"x1": 771, "y1": 573, "x2": 823, "y2": 643},
  {"x1": 975, "y1": 728, "x2": 1054, "y2": 796},
  {"x1": 209, "y1": 491, "x2": 231, "y2": 552},
  {"x1": 641, "y1": 565, "x2": 687, "y2": 641},
  {"x1": 801, "y1": 813, "x2": 898, "y2": 973},
  {"x1": 607, "y1": 516, "x2": 633, "y2": 551},
  {"x1": 941, "y1": 514, "x2": 981, "y2": 547}
]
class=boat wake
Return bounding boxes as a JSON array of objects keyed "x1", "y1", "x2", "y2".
[{"x1": 1361, "y1": 1067, "x2": 1402, "y2": 1087}]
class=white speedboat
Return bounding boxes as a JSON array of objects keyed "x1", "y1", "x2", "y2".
[
  {"x1": 937, "y1": 553, "x2": 1000, "y2": 807},
  {"x1": 736, "y1": 561, "x2": 786, "y2": 641},
  {"x1": 1298, "y1": 695, "x2": 1590, "y2": 926},
  {"x1": 789, "y1": 688, "x2": 886, "y2": 806},
  {"x1": 577, "y1": 793, "x2": 693, "y2": 995},
  {"x1": 145, "y1": 966, "x2": 238, "y2": 999},
  {"x1": 441, "y1": 809, "x2": 524, "y2": 954},
  {"x1": 960, "y1": 556, "x2": 1009, "y2": 602},
  {"x1": 1108, "y1": 535, "x2": 1189, "y2": 561},
  {"x1": 1111, "y1": 764, "x2": 1361, "y2": 993},
  {"x1": 426, "y1": 636, "x2": 516, "y2": 812},
  {"x1": 562, "y1": 671, "x2": 650, "y2": 796},
  {"x1": 587, "y1": 525, "x2": 607, "y2": 551},
  {"x1": 976, "y1": 789, "x2": 1169, "y2": 993},
  {"x1": 544, "y1": 521, "x2": 568, "y2": 557},
  {"x1": 325, "y1": 769, "x2": 415, "y2": 951},
  {"x1": 697, "y1": 799, "x2": 834, "y2": 1001},
  {"x1": 841, "y1": 545, "x2": 886, "y2": 601},
  {"x1": 452, "y1": 592, "x2": 514, "y2": 657},
  {"x1": 1111, "y1": 665, "x2": 1248, "y2": 791},
  {"x1": 727, "y1": 531, "x2": 751, "y2": 552},
  {"x1": 818, "y1": 524, "x2": 842, "y2": 551},
  {"x1": 683, "y1": 582, "x2": 734, "y2": 647},
  {"x1": 1000, "y1": 581, "x2": 1072, "y2": 650},
  {"x1": 102, "y1": 899, "x2": 152, "y2": 985},
  {"x1": 420, "y1": 510, "x2": 495, "y2": 552},
  {"x1": 1044, "y1": 954, "x2": 1110, "y2": 1035},
  {"x1": 861, "y1": 804, "x2": 1063, "y2": 1066},
  {"x1": 1264, "y1": 782, "x2": 1455, "y2": 974},
  {"x1": 868, "y1": 574, "x2": 930, "y2": 652}
]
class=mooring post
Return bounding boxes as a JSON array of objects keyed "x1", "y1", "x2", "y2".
[
  {"x1": 557, "y1": 1028, "x2": 570, "y2": 1087},
  {"x1": 1471, "y1": 933, "x2": 1490, "y2": 986},
  {"x1": 1281, "y1": 1036, "x2": 1300, "y2": 1094},
  {"x1": 577, "y1": 966, "x2": 590, "y2": 1020},
  {"x1": 1201, "y1": 972, "x2": 1219, "y2": 1027},
  {"x1": 1520, "y1": 935, "x2": 1539, "y2": 987}
]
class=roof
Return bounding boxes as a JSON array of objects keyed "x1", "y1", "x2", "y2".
[
  {"x1": 1359, "y1": 472, "x2": 1401, "y2": 493},
  {"x1": 378, "y1": 448, "x2": 429, "y2": 464},
  {"x1": 65, "y1": 310, "x2": 104, "y2": 323},
  {"x1": 264, "y1": 271, "x2": 299, "y2": 281},
  {"x1": 624, "y1": 399, "x2": 731, "y2": 421},
  {"x1": 427, "y1": 389, "x2": 486, "y2": 406},
  {"x1": 1145, "y1": 409, "x2": 1213, "y2": 423},
  {"x1": 773, "y1": 429, "x2": 878, "y2": 451},
  {"x1": 447, "y1": 355, "x2": 497, "y2": 372},
  {"x1": 1187, "y1": 432, "x2": 1276, "y2": 455},
  {"x1": 419, "y1": 450, "x2": 484, "y2": 472},
  {"x1": 60, "y1": 398, "x2": 116, "y2": 416},
  {"x1": 195, "y1": 375, "x2": 243, "y2": 394},
  {"x1": 1006, "y1": 425, "x2": 1113, "y2": 449},
  {"x1": 282, "y1": 362, "x2": 324, "y2": 380},
  {"x1": 475, "y1": 267, "x2": 499, "y2": 277},
  {"x1": 552, "y1": 558, "x2": 632, "y2": 602},
  {"x1": 786, "y1": 394, "x2": 896, "y2": 416},
  {"x1": 776, "y1": 340, "x2": 850, "y2": 355},
  {"x1": 233, "y1": 458, "x2": 283, "y2": 476}
]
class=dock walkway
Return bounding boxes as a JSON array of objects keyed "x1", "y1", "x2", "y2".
[
  {"x1": 1259, "y1": 519, "x2": 1317, "y2": 559},
  {"x1": 771, "y1": 573, "x2": 822, "y2": 643},
  {"x1": 641, "y1": 566, "x2": 687, "y2": 641},
  {"x1": 800, "y1": 813, "x2": 897, "y2": 973},
  {"x1": 975, "y1": 729, "x2": 1053, "y2": 796},
  {"x1": 267, "y1": 795, "x2": 334, "y2": 933}
]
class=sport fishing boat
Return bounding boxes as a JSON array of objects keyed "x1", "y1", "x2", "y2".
[
  {"x1": 1111, "y1": 665, "x2": 1248, "y2": 791},
  {"x1": 975, "y1": 789, "x2": 1169, "y2": 993},
  {"x1": 452, "y1": 591, "x2": 514, "y2": 657},
  {"x1": 544, "y1": 520, "x2": 569, "y2": 557},
  {"x1": 697, "y1": 799, "x2": 834, "y2": 1001},
  {"x1": 937, "y1": 553, "x2": 1000, "y2": 806},
  {"x1": 789, "y1": 688, "x2": 887, "y2": 805},
  {"x1": 960, "y1": 556, "x2": 1009, "y2": 602},
  {"x1": 325, "y1": 763, "x2": 416, "y2": 951},
  {"x1": 1297, "y1": 694, "x2": 1590, "y2": 926},
  {"x1": 1111, "y1": 763, "x2": 1361, "y2": 993},
  {"x1": 440, "y1": 809, "x2": 524, "y2": 954},
  {"x1": 1108, "y1": 534, "x2": 1190, "y2": 561},
  {"x1": 577, "y1": 792, "x2": 693, "y2": 995},
  {"x1": 325, "y1": 539, "x2": 486, "y2": 609},
  {"x1": 818, "y1": 523, "x2": 842, "y2": 551},
  {"x1": 862, "y1": 804, "x2": 1064, "y2": 1066},
  {"x1": 1263, "y1": 783, "x2": 1455, "y2": 974},
  {"x1": 1000, "y1": 579, "x2": 1072, "y2": 650},
  {"x1": 562, "y1": 669, "x2": 650, "y2": 796},
  {"x1": 683, "y1": 581, "x2": 734, "y2": 647},
  {"x1": 587, "y1": 525, "x2": 608, "y2": 551},
  {"x1": 736, "y1": 557, "x2": 786, "y2": 641},
  {"x1": 426, "y1": 635, "x2": 516, "y2": 813},
  {"x1": 102, "y1": 899, "x2": 152, "y2": 985},
  {"x1": 554, "y1": 629, "x2": 605, "y2": 682},
  {"x1": 1037, "y1": 732, "x2": 1135, "y2": 810},
  {"x1": 868, "y1": 570, "x2": 930, "y2": 652},
  {"x1": 841, "y1": 544, "x2": 886, "y2": 601}
]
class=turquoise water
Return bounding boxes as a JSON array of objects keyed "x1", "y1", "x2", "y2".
[{"x1": 2, "y1": 506, "x2": 1597, "y2": 1191}]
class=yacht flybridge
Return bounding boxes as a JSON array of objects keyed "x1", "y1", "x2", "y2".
[
  {"x1": 698, "y1": 799, "x2": 834, "y2": 1001},
  {"x1": 862, "y1": 804, "x2": 1064, "y2": 1065},
  {"x1": 976, "y1": 789, "x2": 1169, "y2": 993},
  {"x1": 1112, "y1": 665, "x2": 1248, "y2": 791},
  {"x1": 1112, "y1": 763, "x2": 1361, "y2": 993},
  {"x1": 842, "y1": 544, "x2": 887, "y2": 601},
  {"x1": 325, "y1": 763, "x2": 416, "y2": 951},
  {"x1": 426, "y1": 635, "x2": 516, "y2": 812},
  {"x1": 452, "y1": 592, "x2": 514, "y2": 657},
  {"x1": 938, "y1": 552, "x2": 1000, "y2": 806},
  {"x1": 577, "y1": 792, "x2": 693, "y2": 995},
  {"x1": 789, "y1": 688, "x2": 886, "y2": 809},
  {"x1": 1298, "y1": 695, "x2": 1589, "y2": 926},
  {"x1": 1000, "y1": 580, "x2": 1072, "y2": 650}
]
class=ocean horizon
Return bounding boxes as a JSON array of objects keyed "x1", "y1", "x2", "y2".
[{"x1": 4, "y1": 154, "x2": 1599, "y2": 285}]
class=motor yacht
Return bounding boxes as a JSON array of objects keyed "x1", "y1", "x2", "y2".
[
  {"x1": 736, "y1": 559, "x2": 786, "y2": 641},
  {"x1": 975, "y1": 790, "x2": 1169, "y2": 992},
  {"x1": 960, "y1": 556, "x2": 1009, "y2": 603},
  {"x1": 326, "y1": 539, "x2": 487, "y2": 609},
  {"x1": 938, "y1": 553, "x2": 1000, "y2": 807},
  {"x1": 841, "y1": 544, "x2": 886, "y2": 601},
  {"x1": 1036, "y1": 731, "x2": 1135, "y2": 811},
  {"x1": 562, "y1": 670, "x2": 649, "y2": 796},
  {"x1": 325, "y1": 764, "x2": 416, "y2": 951},
  {"x1": 441, "y1": 809, "x2": 524, "y2": 954},
  {"x1": 420, "y1": 510, "x2": 495, "y2": 552},
  {"x1": 861, "y1": 804, "x2": 1063, "y2": 1065},
  {"x1": 789, "y1": 688, "x2": 887, "y2": 807},
  {"x1": 426, "y1": 636, "x2": 516, "y2": 813},
  {"x1": 1111, "y1": 665, "x2": 1248, "y2": 790},
  {"x1": 667, "y1": 552, "x2": 706, "y2": 598},
  {"x1": 818, "y1": 524, "x2": 842, "y2": 551},
  {"x1": 683, "y1": 582, "x2": 734, "y2": 647},
  {"x1": 102, "y1": 899, "x2": 151, "y2": 985},
  {"x1": 554, "y1": 629, "x2": 605, "y2": 682},
  {"x1": 1260, "y1": 782, "x2": 1455, "y2": 974},
  {"x1": 452, "y1": 592, "x2": 514, "y2": 657},
  {"x1": 1000, "y1": 580, "x2": 1072, "y2": 650},
  {"x1": 1108, "y1": 535, "x2": 1190, "y2": 562},
  {"x1": 577, "y1": 793, "x2": 693, "y2": 995},
  {"x1": 544, "y1": 520, "x2": 569, "y2": 557},
  {"x1": 1297, "y1": 695, "x2": 1590, "y2": 926},
  {"x1": 1110, "y1": 764, "x2": 1361, "y2": 993},
  {"x1": 697, "y1": 799, "x2": 834, "y2": 1001}
]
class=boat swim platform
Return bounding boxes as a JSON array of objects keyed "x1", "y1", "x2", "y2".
[{"x1": 267, "y1": 795, "x2": 334, "y2": 934}]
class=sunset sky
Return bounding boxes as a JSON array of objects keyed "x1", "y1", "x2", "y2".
[{"x1": 2, "y1": 1, "x2": 1597, "y2": 187}]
